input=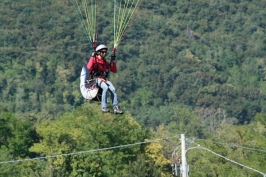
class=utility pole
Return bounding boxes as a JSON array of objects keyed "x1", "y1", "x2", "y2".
[{"x1": 181, "y1": 134, "x2": 187, "y2": 177}]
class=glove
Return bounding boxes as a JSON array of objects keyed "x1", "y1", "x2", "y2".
[{"x1": 111, "y1": 54, "x2": 116, "y2": 61}]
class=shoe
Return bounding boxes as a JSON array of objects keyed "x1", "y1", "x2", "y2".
[
  {"x1": 102, "y1": 107, "x2": 110, "y2": 113},
  {"x1": 113, "y1": 105, "x2": 123, "y2": 114}
]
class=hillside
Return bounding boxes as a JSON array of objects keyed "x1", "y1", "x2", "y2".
[{"x1": 1, "y1": 0, "x2": 266, "y2": 126}]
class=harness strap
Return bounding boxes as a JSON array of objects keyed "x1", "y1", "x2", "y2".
[{"x1": 98, "y1": 78, "x2": 109, "y2": 88}]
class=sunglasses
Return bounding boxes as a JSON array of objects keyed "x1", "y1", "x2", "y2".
[{"x1": 100, "y1": 51, "x2": 107, "y2": 54}]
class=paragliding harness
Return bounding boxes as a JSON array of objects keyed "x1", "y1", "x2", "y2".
[
  {"x1": 81, "y1": 48, "x2": 118, "y2": 102},
  {"x1": 83, "y1": 55, "x2": 112, "y2": 101}
]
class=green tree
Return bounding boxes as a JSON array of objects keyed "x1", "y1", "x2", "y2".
[
  {"x1": 15, "y1": 103, "x2": 165, "y2": 177},
  {"x1": 0, "y1": 111, "x2": 38, "y2": 176},
  {"x1": 187, "y1": 117, "x2": 266, "y2": 177}
]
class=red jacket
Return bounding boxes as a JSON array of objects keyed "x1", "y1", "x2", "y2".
[{"x1": 87, "y1": 56, "x2": 117, "y2": 77}]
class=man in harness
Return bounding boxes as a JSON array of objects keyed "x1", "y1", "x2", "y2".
[{"x1": 86, "y1": 44, "x2": 123, "y2": 114}]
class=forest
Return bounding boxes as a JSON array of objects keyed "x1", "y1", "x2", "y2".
[{"x1": 0, "y1": 0, "x2": 266, "y2": 176}]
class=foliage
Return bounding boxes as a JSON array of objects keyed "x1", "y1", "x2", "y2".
[
  {"x1": 3, "y1": 103, "x2": 173, "y2": 177},
  {"x1": 0, "y1": 111, "x2": 38, "y2": 176},
  {"x1": 186, "y1": 115, "x2": 266, "y2": 177},
  {"x1": 1, "y1": 0, "x2": 266, "y2": 176},
  {"x1": 1, "y1": 0, "x2": 266, "y2": 125}
]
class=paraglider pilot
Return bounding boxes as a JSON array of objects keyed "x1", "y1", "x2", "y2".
[{"x1": 87, "y1": 44, "x2": 123, "y2": 114}]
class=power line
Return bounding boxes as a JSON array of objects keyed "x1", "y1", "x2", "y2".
[
  {"x1": 0, "y1": 136, "x2": 178, "y2": 165},
  {"x1": 186, "y1": 145, "x2": 266, "y2": 176},
  {"x1": 197, "y1": 139, "x2": 266, "y2": 153}
]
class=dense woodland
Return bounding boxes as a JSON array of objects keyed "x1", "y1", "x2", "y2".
[{"x1": 1, "y1": 0, "x2": 266, "y2": 176}]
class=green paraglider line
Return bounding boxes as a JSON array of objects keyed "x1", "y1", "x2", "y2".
[
  {"x1": 71, "y1": 0, "x2": 91, "y2": 43},
  {"x1": 71, "y1": 0, "x2": 98, "y2": 47},
  {"x1": 113, "y1": 0, "x2": 142, "y2": 50},
  {"x1": 72, "y1": 0, "x2": 143, "y2": 52}
]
